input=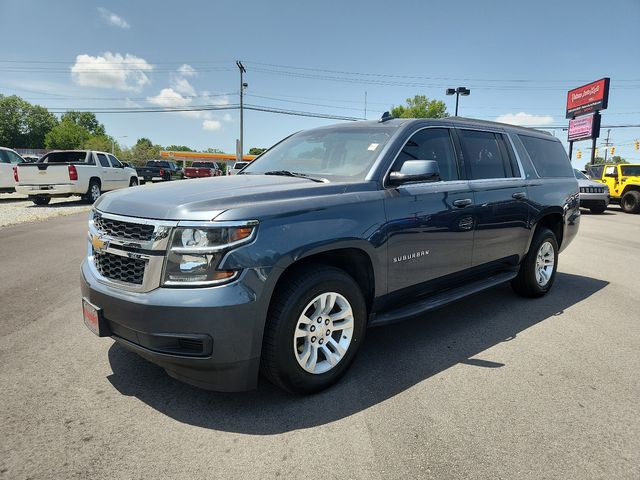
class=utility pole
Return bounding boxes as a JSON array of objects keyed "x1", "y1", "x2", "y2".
[
  {"x1": 364, "y1": 91, "x2": 367, "y2": 120},
  {"x1": 602, "y1": 129, "x2": 612, "y2": 162},
  {"x1": 236, "y1": 61, "x2": 247, "y2": 162}
]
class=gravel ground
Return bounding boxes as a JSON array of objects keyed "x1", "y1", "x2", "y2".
[{"x1": 0, "y1": 193, "x2": 91, "y2": 227}]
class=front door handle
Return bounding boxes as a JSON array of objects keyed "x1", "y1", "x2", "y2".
[
  {"x1": 512, "y1": 192, "x2": 527, "y2": 200},
  {"x1": 453, "y1": 198, "x2": 473, "y2": 208}
]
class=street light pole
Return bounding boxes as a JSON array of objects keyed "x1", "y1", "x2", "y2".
[
  {"x1": 446, "y1": 87, "x2": 471, "y2": 116},
  {"x1": 236, "y1": 61, "x2": 247, "y2": 163}
]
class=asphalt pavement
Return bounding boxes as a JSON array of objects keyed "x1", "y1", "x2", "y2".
[{"x1": 1, "y1": 208, "x2": 638, "y2": 479}]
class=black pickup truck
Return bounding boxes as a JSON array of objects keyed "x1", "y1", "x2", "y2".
[
  {"x1": 135, "y1": 160, "x2": 183, "y2": 183},
  {"x1": 81, "y1": 116, "x2": 580, "y2": 394}
]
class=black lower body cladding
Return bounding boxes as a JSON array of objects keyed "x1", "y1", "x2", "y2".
[{"x1": 80, "y1": 260, "x2": 275, "y2": 392}]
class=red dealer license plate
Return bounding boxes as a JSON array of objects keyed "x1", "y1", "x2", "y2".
[{"x1": 82, "y1": 298, "x2": 102, "y2": 336}]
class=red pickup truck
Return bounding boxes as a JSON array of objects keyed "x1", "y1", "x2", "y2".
[{"x1": 184, "y1": 161, "x2": 222, "y2": 178}]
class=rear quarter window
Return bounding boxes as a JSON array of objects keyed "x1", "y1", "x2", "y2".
[{"x1": 519, "y1": 135, "x2": 573, "y2": 178}]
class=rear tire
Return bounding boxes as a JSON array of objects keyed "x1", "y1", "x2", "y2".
[
  {"x1": 620, "y1": 191, "x2": 640, "y2": 214},
  {"x1": 261, "y1": 265, "x2": 367, "y2": 394},
  {"x1": 84, "y1": 180, "x2": 101, "y2": 204},
  {"x1": 31, "y1": 195, "x2": 51, "y2": 206},
  {"x1": 590, "y1": 205, "x2": 606, "y2": 214},
  {"x1": 511, "y1": 227, "x2": 558, "y2": 298}
]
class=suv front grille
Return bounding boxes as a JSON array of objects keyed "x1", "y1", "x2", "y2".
[
  {"x1": 94, "y1": 212, "x2": 155, "y2": 241},
  {"x1": 580, "y1": 186, "x2": 605, "y2": 194},
  {"x1": 93, "y1": 251, "x2": 146, "y2": 285}
]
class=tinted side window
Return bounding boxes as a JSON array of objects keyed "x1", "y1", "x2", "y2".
[
  {"x1": 393, "y1": 128, "x2": 459, "y2": 181},
  {"x1": 0, "y1": 151, "x2": 9, "y2": 164},
  {"x1": 97, "y1": 154, "x2": 111, "y2": 167},
  {"x1": 108, "y1": 155, "x2": 122, "y2": 168},
  {"x1": 460, "y1": 130, "x2": 516, "y2": 179},
  {"x1": 519, "y1": 135, "x2": 572, "y2": 178},
  {"x1": 8, "y1": 151, "x2": 24, "y2": 164}
]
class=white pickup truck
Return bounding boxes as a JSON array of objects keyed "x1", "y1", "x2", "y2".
[{"x1": 15, "y1": 150, "x2": 138, "y2": 205}]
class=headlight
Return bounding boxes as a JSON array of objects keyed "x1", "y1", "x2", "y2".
[{"x1": 163, "y1": 223, "x2": 257, "y2": 287}]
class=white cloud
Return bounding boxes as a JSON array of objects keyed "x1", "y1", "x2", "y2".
[
  {"x1": 146, "y1": 65, "x2": 233, "y2": 132},
  {"x1": 71, "y1": 52, "x2": 152, "y2": 92},
  {"x1": 178, "y1": 64, "x2": 197, "y2": 77},
  {"x1": 495, "y1": 112, "x2": 554, "y2": 126},
  {"x1": 170, "y1": 77, "x2": 196, "y2": 96},
  {"x1": 147, "y1": 88, "x2": 192, "y2": 108},
  {"x1": 98, "y1": 8, "x2": 130, "y2": 29},
  {"x1": 202, "y1": 120, "x2": 222, "y2": 131}
]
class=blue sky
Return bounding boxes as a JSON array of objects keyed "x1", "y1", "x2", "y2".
[{"x1": 1, "y1": 0, "x2": 639, "y2": 167}]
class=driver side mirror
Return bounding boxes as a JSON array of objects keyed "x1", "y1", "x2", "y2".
[{"x1": 388, "y1": 160, "x2": 441, "y2": 185}]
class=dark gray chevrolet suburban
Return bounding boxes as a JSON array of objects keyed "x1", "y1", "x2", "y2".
[{"x1": 80, "y1": 117, "x2": 580, "y2": 394}]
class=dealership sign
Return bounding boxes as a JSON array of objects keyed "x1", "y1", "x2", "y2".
[
  {"x1": 566, "y1": 78, "x2": 610, "y2": 119},
  {"x1": 568, "y1": 113, "x2": 601, "y2": 142}
]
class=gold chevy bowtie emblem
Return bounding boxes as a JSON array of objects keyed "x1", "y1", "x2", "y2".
[{"x1": 91, "y1": 234, "x2": 108, "y2": 252}]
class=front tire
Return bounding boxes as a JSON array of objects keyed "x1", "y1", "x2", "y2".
[
  {"x1": 261, "y1": 265, "x2": 367, "y2": 394},
  {"x1": 511, "y1": 227, "x2": 558, "y2": 298},
  {"x1": 129, "y1": 177, "x2": 139, "y2": 187},
  {"x1": 620, "y1": 191, "x2": 640, "y2": 214}
]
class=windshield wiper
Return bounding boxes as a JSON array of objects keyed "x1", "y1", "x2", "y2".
[{"x1": 263, "y1": 170, "x2": 327, "y2": 183}]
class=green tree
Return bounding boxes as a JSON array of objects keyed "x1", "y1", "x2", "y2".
[
  {"x1": 60, "y1": 111, "x2": 105, "y2": 136},
  {"x1": 165, "y1": 145, "x2": 193, "y2": 152},
  {"x1": 609, "y1": 155, "x2": 628, "y2": 164},
  {"x1": 0, "y1": 95, "x2": 58, "y2": 148},
  {"x1": 122, "y1": 137, "x2": 161, "y2": 165},
  {"x1": 44, "y1": 120, "x2": 91, "y2": 149},
  {"x1": 390, "y1": 95, "x2": 448, "y2": 119},
  {"x1": 83, "y1": 135, "x2": 119, "y2": 154},
  {"x1": 248, "y1": 147, "x2": 267, "y2": 156}
]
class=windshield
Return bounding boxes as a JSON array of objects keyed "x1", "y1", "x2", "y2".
[
  {"x1": 620, "y1": 165, "x2": 640, "y2": 176},
  {"x1": 241, "y1": 125, "x2": 397, "y2": 181},
  {"x1": 574, "y1": 169, "x2": 589, "y2": 180}
]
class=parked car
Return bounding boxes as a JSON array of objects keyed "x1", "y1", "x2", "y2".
[
  {"x1": 574, "y1": 169, "x2": 609, "y2": 213},
  {"x1": 15, "y1": 150, "x2": 138, "y2": 205},
  {"x1": 184, "y1": 161, "x2": 222, "y2": 178},
  {"x1": 0, "y1": 147, "x2": 27, "y2": 193},
  {"x1": 228, "y1": 161, "x2": 250, "y2": 175},
  {"x1": 81, "y1": 117, "x2": 579, "y2": 394},
  {"x1": 135, "y1": 160, "x2": 184, "y2": 183},
  {"x1": 586, "y1": 163, "x2": 640, "y2": 213},
  {"x1": 20, "y1": 154, "x2": 40, "y2": 163}
]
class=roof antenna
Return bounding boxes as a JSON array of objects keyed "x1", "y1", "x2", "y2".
[{"x1": 379, "y1": 111, "x2": 392, "y2": 123}]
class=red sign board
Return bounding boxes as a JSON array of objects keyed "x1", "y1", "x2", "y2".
[
  {"x1": 568, "y1": 113, "x2": 600, "y2": 142},
  {"x1": 566, "y1": 78, "x2": 610, "y2": 118}
]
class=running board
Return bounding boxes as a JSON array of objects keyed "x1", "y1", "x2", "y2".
[{"x1": 369, "y1": 271, "x2": 518, "y2": 328}]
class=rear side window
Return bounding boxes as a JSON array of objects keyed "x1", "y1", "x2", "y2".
[
  {"x1": 42, "y1": 152, "x2": 89, "y2": 164},
  {"x1": 0, "y1": 151, "x2": 9, "y2": 164},
  {"x1": 7, "y1": 151, "x2": 24, "y2": 164},
  {"x1": 393, "y1": 128, "x2": 459, "y2": 181},
  {"x1": 460, "y1": 130, "x2": 518, "y2": 180},
  {"x1": 519, "y1": 135, "x2": 572, "y2": 178},
  {"x1": 97, "y1": 154, "x2": 111, "y2": 167}
]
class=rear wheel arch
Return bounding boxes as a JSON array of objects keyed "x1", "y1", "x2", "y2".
[
  {"x1": 528, "y1": 212, "x2": 564, "y2": 252},
  {"x1": 621, "y1": 184, "x2": 640, "y2": 197}
]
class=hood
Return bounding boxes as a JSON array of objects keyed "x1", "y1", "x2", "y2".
[
  {"x1": 577, "y1": 178, "x2": 607, "y2": 189},
  {"x1": 94, "y1": 174, "x2": 349, "y2": 221}
]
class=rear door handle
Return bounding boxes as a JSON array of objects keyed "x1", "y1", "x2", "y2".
[
  {"x1": 512, "y1": 192, "x2": 527, "y2": 200},
  {"x1": 453, "y1": 198, "x2": 473, "y2": 208}
]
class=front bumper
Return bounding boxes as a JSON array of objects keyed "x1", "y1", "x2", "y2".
[
  {"x1": 579, "y1": 192, "x2": 610, "y2": 209},
  {"x1": 15, "y1": 184, "x2": 77, "y2": 196},
  {"x1": 80, "y1": 259, "x2": 273, "y2": 391}
]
